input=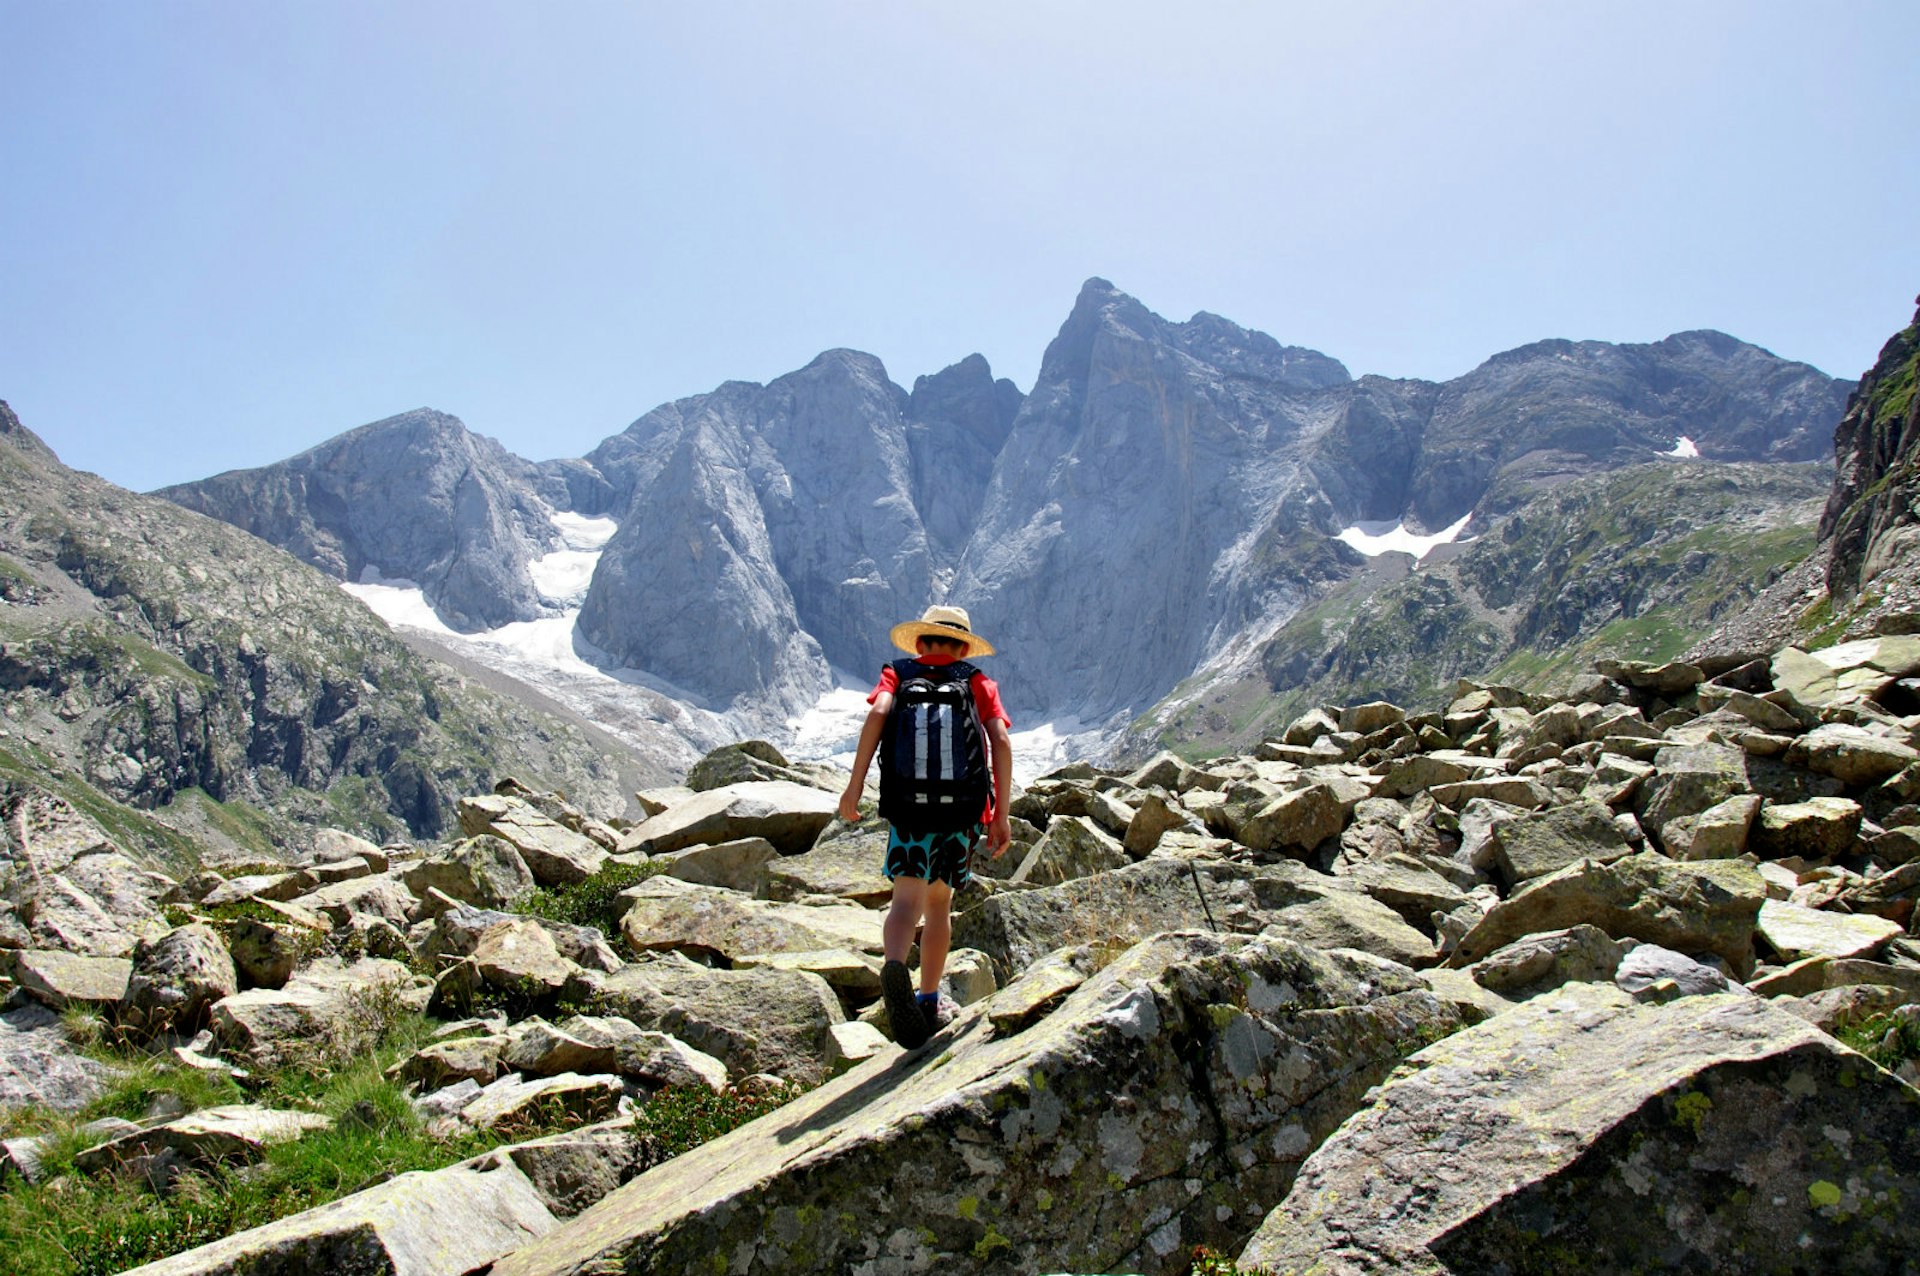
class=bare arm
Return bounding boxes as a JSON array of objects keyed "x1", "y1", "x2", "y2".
[
  {"x1": 838, "y1": 692, "x2": 893, "y2": 822},
  {"x1": 986, "y1": 717, "x2": 1014, "y2": 856}
]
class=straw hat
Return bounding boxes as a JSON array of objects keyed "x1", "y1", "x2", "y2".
[{"x1": 889, "y1": 605, "x2": 996, "y2": 657}]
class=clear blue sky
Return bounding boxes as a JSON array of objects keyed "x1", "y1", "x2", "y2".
[{"x1": 4, "y1": 2, "x2": 1917, "y2": 491}]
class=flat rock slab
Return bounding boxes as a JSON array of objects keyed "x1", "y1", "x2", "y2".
[
  {"x1": 8, "y1": 948, "x2": 132, "y2": 1008},
  {"x1": 122, "y1": 1155, "x2": 558, "y2": 1276},
  {"x1": 460, "y1": 1072, "x2": 624, "y2": 1132},
  {"x1": 489, "y1": 931, "x2": 1471, "y2": 1276},
  {"x1": 1756, "y1": 898, "x2": 1903, "y2": 963},
  {"x1": 761, "y1": 823, "x2": 893, "y2": 906},
  {"x1": 0, "y1": 1001, "x2": 120, "y2": 1112},
  {"x1": 620, "y1": 877, "x2": 882, "y2": 962},
  {"x1": 75, "y1": 1104, "x2": 331, "y2": 1172},
  {"x1": 1240, "y1": 984, "x2": 1920, "y2": 1275},
  {"x1": 616, "y1": 781, "x2": 839, "y2": 857}
]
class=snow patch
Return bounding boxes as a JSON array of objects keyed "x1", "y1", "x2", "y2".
[
  {"x1": 785, "y1": 684, "x2": 875, "y2": 766},
  {"x1": 530, "y1": 512, "x2": 617, "y2": 604},
  {"x1": 1335, "y1": 512, "x2": 1473, "y2": 561},
  {"x1": 1665, "y1": 436, "x2": 1701, "y2": 458},
  {"x1": 341, "y1": 571, "x2": 458, "y2": 636}
]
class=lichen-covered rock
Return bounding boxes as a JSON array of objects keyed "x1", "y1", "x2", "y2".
[
  {"x1": 1613, "y1": 943, "x2": 1743, "y2": 1001},
  {"x1": 1238, "y1": 985, "x2": 1920, "y2": 1275},
  {"x1": 761, "y1": 821, "x2": 892, "y2": 906},
  {"x1": 650, "y1": 837, "x2": 780, "y2": 895},
  {"x1": 488, "y1": 931, "x2": 1471, "y2": 1276},
  {"x1": 1452, "y1": 852, "x2": 1765, "y2": 977},
  {"x1": 683, "y1": 740, "x2": 846, "y2": 795},
  {"x1": 1661, "y1": 793, "x2": 1761, "y2": 861},
  {"x1": 1488, "y1": 800, "x2": 1630, "y2": 885},
  {"x1": 120, "y1": 1154, "x2": 558, "y2": 1275},
  {"x1": 587, "y1": 953, "x2": 844, "y2": 1085},
  {"x1": 1010, "y1": 815, "x2": 1128, "y2": 886},
  {"x1": 460, "y1": 1072, "x2": 624, "y2": 1132},
  {"x1": 460, "y1": 798, "x2": 609, "y2": 887},
  {"x1": 1756, "y1": 898, "x2": 1903, "y2": 963},
  {"x1": 291, "y1": 874, "x2": 417, "y2": 932},
  {"x1": 211, "y1": 958, "x2": 431, "y2": 1069},
  {"x1": 74, "y1": 1103, "x2": 330, "y2": 1174},
  {"x1": 401, "y1": 836, "x2": 536, "y2": 909},
  {"x1": 1466, "y1": 925, "x2": 1626, "y2": 997},
  {"x1": 120, "y1": 923, "x2": 239, "y2": 1036},
  {"x1": 1236, "y1": 782, "x2": 1346, "y2": 856},
  {"x1": 7, "y1": 948, "x2": 132, "y2": 1010},
  {"x1": 619, "y1": 877, "x2": 881, "y2": 963},
  {"x1": 1750, "y1": 796, "x2": 1864, "y2": 861},
  {"x1": 222, "y1": 898, "x2": 329, "y2": 990}
]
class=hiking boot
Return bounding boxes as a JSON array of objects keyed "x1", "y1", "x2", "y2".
[{"x1": 881, "y1": 959, "x2": 932, "y2": 1049}]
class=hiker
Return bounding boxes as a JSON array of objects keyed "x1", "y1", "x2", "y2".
[{"x1": 837, "y1": 605, "x2": 1013, "y2": 1048}]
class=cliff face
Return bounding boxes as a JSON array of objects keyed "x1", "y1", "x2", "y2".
[
  {"x1": 156, "y1": 409, "x2": 566, "y2": 632},
  {"x1": 1823, "y1": 298, "x2": 1920, "y2": 600},
  {"x1": 0, "y1": 403, "x2": 625, "y2": 859}
]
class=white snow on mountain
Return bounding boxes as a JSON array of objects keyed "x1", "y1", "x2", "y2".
[
  {"x1": 1335, "y1": 512, "x2": 1474, "y2": 561},
  {"x1": 1665, "y1": 436, "x2": 1702, "y2": 458}
]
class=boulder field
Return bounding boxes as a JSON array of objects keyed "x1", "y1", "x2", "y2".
[{"x1": 2, "y1": 644, "x2": 1918, "y2": 1274}]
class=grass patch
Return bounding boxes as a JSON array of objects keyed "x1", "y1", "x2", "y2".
[
  {"x1": 627, "y1": 1081, "x2": 807, "y2": 1172},
  {"x1": 0, "y1": 1000, "x2": 577, "y2": 1275},
  {"x1": 1189, "y1": 1247, "x2": 1276, "y2": 1275},
  {"x1": 515, "y1": 858, "x2": 671, "y2": 940},
  {"x1": 1834, "y1": 1011, "x2": 1920, "y2": 1073}
]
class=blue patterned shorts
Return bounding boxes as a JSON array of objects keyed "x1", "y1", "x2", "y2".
[{"x1": 883, "y1": 824, "x2": 983, "y2": 890}]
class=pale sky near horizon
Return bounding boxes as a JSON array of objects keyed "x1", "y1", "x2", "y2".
[{"x1": 4, "y1": 2, "x2": 1917, "y2": 492}]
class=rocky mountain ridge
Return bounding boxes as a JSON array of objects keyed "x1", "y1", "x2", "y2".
[
  {"x1": 3, "y1": 627, "x2": 1917, "y2": 1273},
  {"x1": 0, "y1": 403, "x2": 631, "y2": 862},
  {"x1": 155, "y1": 280, "x2": 1852, "y2": 746}
]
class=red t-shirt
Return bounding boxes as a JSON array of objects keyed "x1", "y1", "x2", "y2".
[{"x1": 868, "y1": 653, "x2": 1010, "y2": 823}]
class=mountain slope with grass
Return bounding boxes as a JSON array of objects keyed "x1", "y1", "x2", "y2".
[
  {"x1": 0, "y1": 401, "x2": 628, "y2": 863},
  {"x1": 1134, "y1": 460, "x2": 1830, "y2": 757}
]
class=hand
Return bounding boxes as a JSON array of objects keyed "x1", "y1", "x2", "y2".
[
  {"x1": 987, "y1": 814, "x2": 1012, "y2": 858},
  {"x1": 837, "y1": 786, "x2": 863, "y2": 823}
]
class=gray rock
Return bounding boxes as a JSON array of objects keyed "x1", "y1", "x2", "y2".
[
  {"x1": 1757, "y1": 898, "x2": 1903, "y2": 963},
  {"x1": 8, "y1": 948, "x2": 132, "y2": 1010},
  {"x1": 616, "y1": 781, "x2": 839, "y2": 857},
  {"x1": 74, "y1": 1103, "x2": 331, "y2": 1174},
  {"x1": 0, "y1": 1001, "x2": 120, "y2": 1112},
  {"x1": 460, "y1": 1072, "x2": 625, "y2": 1132},
  {"x1": 761, "y1": 822, "x2": 892, "y2": 906},
  {"x1": 1466, "y1": 924, "x2": 1626, "y2": 996},
  {"x1": 1661, "y1": 792, "x2": 1761, "y2": 860},
  {"x1": 684, "y1": 740, "x2": 847, "y2": 794},
  {"x1": 1635, "y1": 742, "x2": 1751, "y2": 845},
  {"x1": 1613, "y1": 943, "x2": 1741, "y2": 1001},
  {"x1": 212, "y1": 958, "x2": 432, "y2": 1069},
  {"x1": 588, "y1": 953, "x2": 845, "y2": 1085},
  {"x1": 618, "y1": 877, "x2": 881, "y2": 964},
  {"x1": 1787, "y1": 722, "x2": 1920, "y2": 786},
  {"x1": 120, "y1": 923, "x2": 239, "y2": 1036},
  {"x1": 1240, "y1": 985, "x2": 1920, "y2": 1276},
  {"x1": 401, "y1": 836, "x2": 536, "y2": 910},
  {"x1": 292, "y1": 874, "x2": 417, "y2": 932},
  {"x1": 0, "y1": 790, "x2": 173, "y2": 957},
  {"x1": 488, "y1": 931, "x2": 1469, "y2": 1276},
  {"x1": 123, "y1": 1150, "x2": 559, "y2": 1275},
  {"x1": 1453, "y1": 852, "x2": 1766, "y2": 977},
  {"x1": 1488, "y1": 800, "x2": 1630, "y2": 886},
  {"x1": 1237, "y1": 783, "x2": 1346, "y2": 857},
  {"x1": 458, "y1": 796, "x2": 608, "y2": 887}
]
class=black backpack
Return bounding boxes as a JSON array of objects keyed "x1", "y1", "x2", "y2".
[{"x1": 878, "y1": 658, "x2": 990, "y2": 832}]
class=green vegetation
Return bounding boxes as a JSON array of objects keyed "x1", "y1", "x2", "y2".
[
  {"x1": 515, "y1": 858, "x2": 671, "y2": 940},
  {"x1": 1865, "y1": 331, "x2": 1919, "y2": 426},
  {"x1": 627, "y1": 1081, "x2": 807, "y2": 1173},
  {"x1": 0, "y1": 997, "x2": 587, "y2": 1275},
  {"x1": 1834, "y1": 1011, "x2": 1920, "y2": 1074},
  {"x1": 1189, "y1": 1247, "x2": 1276, "y2": 1275}
]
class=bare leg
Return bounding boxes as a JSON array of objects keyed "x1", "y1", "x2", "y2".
[
  {"x1": 917, "y1": 880, "x2": 954, "y2": 994},
  {"x1": 884, "y1": 876, "x2": 928, "y2": 963}
]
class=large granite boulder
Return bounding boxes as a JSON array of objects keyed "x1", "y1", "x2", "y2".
[
  {"x1": 588, "y1": 954, "x2": 846, "y2": 1085},
  {"x1": 684, "y1": 741, "x2": 846, "y2": 794},
  {"x1": 1452, "y1": 852, "x2": 1766, "y2": 977},
  {"x1": 458, "y1": 796, "x2": 608, "y2": 887},
  {"x1": 211, "y1": 958, "x2": 432, "y2": 1068},
  {"x1": 120, "y1": 923, "x2": 240, "y2": 1036},
  {"x1": 1009, "y1": 815, "x2": 1128, "y2": 886},
  {"x1": 0, "y1": 790, "x2": 174, "y2": 957},
  {"x1": 7, "y1": 949, "x2": 132, "y2": 1011},
  {"x1": 618, "y1": 878, "x2": 881, "y2": 963},
  {"x1": 0, "y1": 1001, "x2": 120, "y2": 1112},
  {"x1": 616, "y1": 782, "x2": 840, "y2": 857},
  {"x1": 490, "y1": 931, "x2": 1470, "y2": 1276},
  {"x1": 762, "y1": 823, "x2": 893, "y2": 906},
  {"x1": 1239, "y1": 984, "x2": 1920, "y2": 1275},
  {"x1": 1488, "y1": 800, "x2": 1631, "y2": 885},
  {"x1": 401, "y1": 836, "x2": 536, "y2": 909}
]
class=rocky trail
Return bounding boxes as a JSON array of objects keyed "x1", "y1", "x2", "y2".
[{"x1": 2, "y1": 636, "x2": 1919, "y2": 1273}]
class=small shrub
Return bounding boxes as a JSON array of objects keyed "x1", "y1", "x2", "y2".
[
  {"x1": 516, "y1": 858, "x2": 669, "y2": 940},
  {"x1": 627, "y1": 1082, "x2": 806, "y2": 1171},
  {"x1": 1835, "y1": 1011, "x2": 1920, "y2": 1072},
  {"x1": 1189, "y1": 1247, "x2": 1276, "y2": 1276}
]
